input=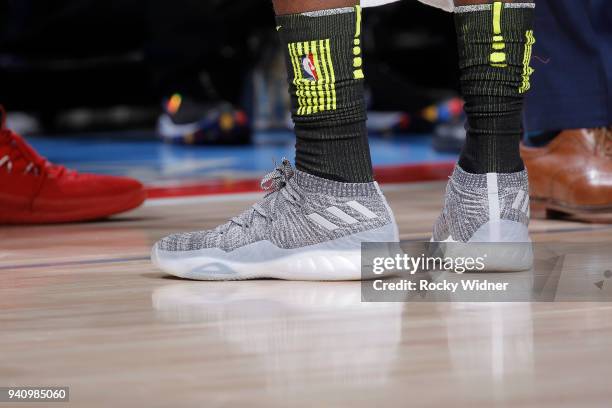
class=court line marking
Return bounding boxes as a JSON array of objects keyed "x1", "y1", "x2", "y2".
[{"x1": 0, "y1": 256, "x2": 150, "y2": 271}]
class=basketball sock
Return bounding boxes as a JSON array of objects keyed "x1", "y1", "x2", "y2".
[
  {"x1": 276, "y1": 6, "x2": 373, "y2": 183},
  {"x1": 455, "y1": 2, "x2": 536, "y2": 174}
]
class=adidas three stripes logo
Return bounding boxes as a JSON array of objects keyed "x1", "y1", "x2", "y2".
[
  {"x1": 511, "y1": 189, "x2": 530, "y2": 215},
  {"x1": 307, "y1": 201, "x2": 378, "y2": 231}
]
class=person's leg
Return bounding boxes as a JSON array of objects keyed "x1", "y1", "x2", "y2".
[
  {"x1": 454, "y1": 0, "x2": 534, "y2": 174},
  {"x1": 275, "y1": 0, "x2": 373, "y2": 182},
  {"x1": 433, "y1": 0, "x2": 536, "y2": 271},
  {"x1": 524, "y1": 0, "x2": 611, "y2": 133},
  {"x1": 523, "y1": 0, "x2": 602, "y2": 147},
  {"x1": 151, "y1": 0, "x2": 399, "y2": 281},
  {"x1": 520, "y1": 0, "x2": 612, "y2": 220}
]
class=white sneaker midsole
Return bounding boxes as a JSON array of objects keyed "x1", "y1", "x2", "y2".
[
  {"x1": 152, "y1": 223, "x2": 399, "y2": 281},
  {"x1": 436, "y1": 220, "x2": 534, "y2": 272}
]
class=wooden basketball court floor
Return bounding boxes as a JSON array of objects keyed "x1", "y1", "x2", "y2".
[{"x1": 2, "y1": 182, "x2": 612, "y2": 407}]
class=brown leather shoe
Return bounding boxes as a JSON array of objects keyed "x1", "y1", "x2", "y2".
[{"x1": 520, "y1": 128, "x2": 612, "y2": 221}]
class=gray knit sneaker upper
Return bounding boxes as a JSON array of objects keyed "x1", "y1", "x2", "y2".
[
  {"x1": 433, "y1": 165, "x2": 530, "y2": 242},
  {"x1": 157, "y1": 160, "x2": 397, "y2": 252}
]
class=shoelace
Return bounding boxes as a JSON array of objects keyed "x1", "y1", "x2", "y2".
[
  {"x1": 222, "y1": 159, "x2": 303, "y2": 232},
  {"x1": 0, "y1": 108, "x2": 69, "y2": 178}
]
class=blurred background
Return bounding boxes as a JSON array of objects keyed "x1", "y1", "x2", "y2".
[{"x1": 0, "y1": 0, "x2": 465, "y2": 195}]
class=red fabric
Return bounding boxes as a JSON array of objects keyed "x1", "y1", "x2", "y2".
[{"x1": 0, "y1": 109, "x2": 145, "y2": 224}]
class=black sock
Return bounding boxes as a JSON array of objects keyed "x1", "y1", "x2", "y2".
[
  {"x1": 276, "y1": 6, "x2": 373, "y2": 183},
  {"x1": 455, "y1": 2, "x2": 535, "y2": 174}
]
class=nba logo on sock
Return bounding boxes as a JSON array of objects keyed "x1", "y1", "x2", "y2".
[
  {"x1": 302, "y1": 54, "x2": 319, "y2": 81},
  {"x1": 288, "y1": 39, "x2": 335, "y2": 115}
]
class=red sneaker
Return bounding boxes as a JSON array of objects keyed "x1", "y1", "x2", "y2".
[{"x1": 0, "y1": 108, "x2": 146, "y2": 224}]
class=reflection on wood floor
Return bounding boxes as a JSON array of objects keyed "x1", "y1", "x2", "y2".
[{"x1": 2, "y1": 182, "x2": 612, "y2": 407}]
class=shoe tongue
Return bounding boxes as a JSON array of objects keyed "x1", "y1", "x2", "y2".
[{"x1": 221, "y1": 190, "x2": 279, "y2": 234}]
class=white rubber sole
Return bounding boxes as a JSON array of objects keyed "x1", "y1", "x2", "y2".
[
  {"x1": 152, "y1": 223, "x2": 399, "y2": 281},
  {"x1": 436, "y1": 220, "x2": 534, "y2": 272}
]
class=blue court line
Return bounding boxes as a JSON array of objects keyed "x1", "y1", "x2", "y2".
[
  {"x1": 0, "y1": 255, "x2": 150, "y2": 271},
  {"x1": 27, "y1": 132, "x2": 459, "y2": 183}
]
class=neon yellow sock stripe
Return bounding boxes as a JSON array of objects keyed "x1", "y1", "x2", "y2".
[
  {"x1": 303, "y1": 41, "x2": 313, "y2": 115},
  {"x1": 325, "y1": 39, "x2": 337, "y2": 110},
  {"x1": 310, "y1": 40, "x2": 324, "y2": 113},
  {"x1": 328, "y1": 39, "x2": 337, "y2": 112},
  {"x1": 323, "y1": 39, "x2": 337, "y2": 112},
  {"x1": 292, "y1": 43, "x2": 305, "y2": 116},
  {"x1": 297, "y1": 42, "x2": 308, "y2": 115},
  {"x1": 319, "y1": 39, "x2": 331, "y2": 111},
  {"x1": 490, "y1": 1, "x2": 507, "y2": 68},
  {"x1": 493, "y1": 2, "x2": 502, "y2": 35},
  {"x1": 288, "y1": 43, "x2": 300, "y2": 88},
  {"x1": 354, "y1": 5, "x2": 362, "y2": 38},
  {"x1": 353, "y1": 5, "x2": 364, "y2": 80},
  {"x1": 288, "y1": 43, "x2": 300, "y2": 115},
  {"x1": 519, "y1": 30, "x2": 535, "y2": 93},
  {"x1": 293, "y1": 42, "x2": 308, "y2": 115}
]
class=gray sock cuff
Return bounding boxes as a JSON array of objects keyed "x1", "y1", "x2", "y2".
[
  {"x1": 454, "y1": 3, "x2": 534, "y2": 39},
  {"x1": 275, "y1": 7, "x2": 356, "y2": 43},
  {"x1": 453, "y1": 165, "x2": 528, "y2": 189},
  {"x1": 454, "y1": 3, "x2": 535, "y2": 13},
  {"x1": 293, "y1": 170, "x2": 378, "y2": 196},
  {"x1": 302, "y1": 7, "x2": 354, "y2": 18}
]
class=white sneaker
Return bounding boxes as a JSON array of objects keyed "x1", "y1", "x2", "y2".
[
  {"x1": 152, "y1": 160, "x2": 399, "y2": 280},
  {"x1": 432, "y1": 165, "x2": 533, "y2": 271}
]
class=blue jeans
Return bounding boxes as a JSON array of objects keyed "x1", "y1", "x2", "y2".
[{"x1": 524, "y1": 0, "x2": 612, "y2": 131}]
